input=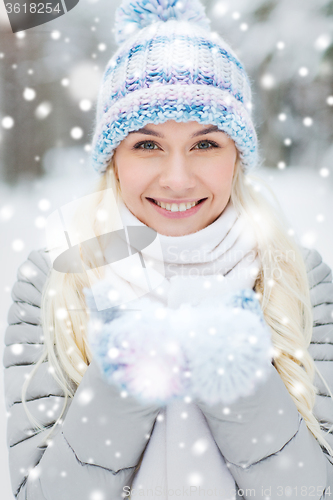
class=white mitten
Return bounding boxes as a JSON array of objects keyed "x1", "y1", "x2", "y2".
[
  {"x1": 83, "y1": 279, "x2": 188, "y2": 406},
  {"x1": 169, "y1": 289, "x2": 274, "y2": 406}
]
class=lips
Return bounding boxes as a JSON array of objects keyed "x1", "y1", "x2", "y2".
[
  {"x1": 147, "y1": 197, "x2": 207, "y2": 210},
  {"x1": 146, "y1": 197, "x2": 208, "y2": 218}
]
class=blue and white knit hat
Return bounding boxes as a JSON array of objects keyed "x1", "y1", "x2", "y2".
[{"x1": 90, "y1": 0, "x2": 259, "y2": 175}]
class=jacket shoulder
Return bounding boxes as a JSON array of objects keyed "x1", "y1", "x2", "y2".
[
  {"x1": 13, "y1": 247, "x2": 52, "y2": 298},
  {"x1": 300, "y1": 246, "x2": 332, "y2": 289},
  {"x1": 301, "y1": 247, "x2": 333, "y2": 452},
  {"x1": 6, "y1": 248, "x2": 52, "y2": 334}
]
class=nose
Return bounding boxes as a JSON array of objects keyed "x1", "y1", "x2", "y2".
[{"x1": 158, "y1": 152, "x2": 196, "y2": 191}]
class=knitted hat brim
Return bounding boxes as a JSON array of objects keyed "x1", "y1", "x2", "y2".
[{"x1": 90, "y1": 84, "x2": 258, "y2": 174}]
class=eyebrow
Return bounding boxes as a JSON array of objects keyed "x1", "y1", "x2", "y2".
[{"x1": 128, "y1": 125, "x2": 224, "y2": 138}]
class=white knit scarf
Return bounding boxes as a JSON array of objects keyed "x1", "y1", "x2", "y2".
[{"x1": 101, "y1": 196, "x2": 261, "y2": 500}]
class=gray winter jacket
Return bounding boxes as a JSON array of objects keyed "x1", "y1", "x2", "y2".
[{"x1": 3, "y1": 246, "x2": 333, "y2": 499}]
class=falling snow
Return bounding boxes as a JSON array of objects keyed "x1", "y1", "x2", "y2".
[
  {"x1": 23, "y1": 88, "x2": 36, "y2": 101},
  {"x1": 2, "y1": 116, "x2": 14, "y2": 129},
  {"x1": 35, "y1": 102, "x2": 53, "y2": 120},
  {"x1": 70, "y1": 127, "x2": 84, "y2": 140}
]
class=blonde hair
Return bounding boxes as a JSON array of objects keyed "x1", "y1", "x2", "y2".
[{"x1": 21, "y1": 152, "x2": 333, "y2": 460}]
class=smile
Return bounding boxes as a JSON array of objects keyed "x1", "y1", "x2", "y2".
[
  {"x1": 152, "y1": 199, "x2": 202, "y2": 212},
  {"x1": 146, "y1": 197, "x2": 207, "y2": 219}
]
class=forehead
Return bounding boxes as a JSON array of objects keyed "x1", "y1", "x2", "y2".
[{"x1": 127, "y1": 121, "x2": 229, "y2": 139}]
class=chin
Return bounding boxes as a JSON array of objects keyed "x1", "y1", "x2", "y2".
[{"x1": 157, "y1": 221, "x2": 203, "y2": 237}]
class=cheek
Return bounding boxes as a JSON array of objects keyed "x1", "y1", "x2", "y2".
[
  {"x1": 117, "y1": 160, "x2": 151, "y2": 196},
  {"x1": 208, "y1": 161, "x2": 235, "y2": 195}
]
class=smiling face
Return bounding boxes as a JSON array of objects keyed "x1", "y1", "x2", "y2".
[{"x1": 113, "y1": 120, "x2": 238, "y2": 236}]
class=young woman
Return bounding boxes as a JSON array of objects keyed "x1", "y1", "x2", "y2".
[{"x1": 4, "y1": 1, "x2": 333, "y2": 499}]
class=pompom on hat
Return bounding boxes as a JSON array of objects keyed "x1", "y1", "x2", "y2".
[{"x1": 90, "y1": 0, "x2": 260, "y2": 175}]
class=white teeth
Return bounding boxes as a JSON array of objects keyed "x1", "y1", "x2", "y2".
[{"x1": 154, "y1": 200, "x2": 200, "y2": 211}]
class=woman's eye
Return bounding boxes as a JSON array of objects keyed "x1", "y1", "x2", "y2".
[
  {"x1": 134, "y1": 141, "x2": 159, "y2": 150},
  {"x1": 194, "y1": 140, "x2": 218, "y2": 150},
  {"x1": 133, "y1": 140, "x2": 219, "y2": 151}
]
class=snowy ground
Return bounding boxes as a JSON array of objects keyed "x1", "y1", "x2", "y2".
[{"x1": 0, "y1": 149, "x2": 332, "y2": 498}]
